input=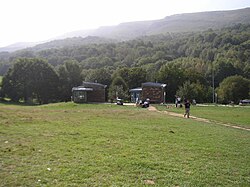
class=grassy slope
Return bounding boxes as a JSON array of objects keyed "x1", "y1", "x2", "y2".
[
  {"x1": 0, "y1": 103, "x2": 249, "y2": 186},
  {"x1": 156, "y1": 104, "x2": 250, "y2": 128}
]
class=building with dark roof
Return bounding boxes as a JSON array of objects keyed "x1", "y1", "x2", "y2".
[
  {"x1": 130, "y1": 82, "x2": 167, "y2": 104},
  {"x1": 72, "y1": 82, "x2": 107, "y2": 103},
  {"x1": 129, "y1": 87, "x2": 142, "y2": 103}
]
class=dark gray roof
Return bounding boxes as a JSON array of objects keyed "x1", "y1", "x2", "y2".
[
  {"x1": 72, "y1": 87, "x2": 93, "y2": 91},
  {"x1": 142, "y1": 82, "x2": 167, "y2": 87},
  {"x1": 129, "y1": 87, "x2": 142, "y2": 92},
  {"x1": 82, "y1": 81, "x2": 107, "y2": 88}
]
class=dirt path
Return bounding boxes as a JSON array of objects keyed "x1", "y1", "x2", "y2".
[{"x1": 148, "y1": 106, "x2": 250, "y2": 131}]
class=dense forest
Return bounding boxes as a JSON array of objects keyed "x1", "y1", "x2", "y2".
[{"x1": 0, "y1": 24, "x2": 249, "y2": 104}]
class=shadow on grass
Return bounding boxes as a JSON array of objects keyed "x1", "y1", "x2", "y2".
[{"x1": 0, "y1": 99, "x2": 40, "y2": 106}]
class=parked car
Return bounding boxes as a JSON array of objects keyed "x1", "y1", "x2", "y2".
[
  {"x1": 239, "y1": 99, "x2": 250, "y2": 106},
  {"x1": 116, "y1": 98, "x2": 123, "y2": 105}
]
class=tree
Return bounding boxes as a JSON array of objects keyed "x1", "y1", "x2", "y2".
[
  {"x1": 127, "y1": 67, "x2": 147, "y2": 89},
  {"x1": 213, "y1": 59, "x2": 240, "y2": 87},
  {"x1": 176, "y1": 81, "x2": 212, "y2": 103},
  {"x1": 143, "y1": 60, "x2": 165, "y2": 82},
  {"x1": 57, "y1": 65, "x2": 70, "y2": 101},
  {"x1": 157, "y1": 63, "x2": 185, "y2": 102},
  {"x1": 115, "y1": 67, "x2": 147, "y2": 89},
  {"x1": 57, "y1": 60, "x2": 82, "y2": 101},
  {"x1": 1, "y1": 61, "x2": 28, "y2": 102},
  {"x1": 216, "y1": 75, "x2": 250, "y2": 104},
  {"x1": 176, "y1": 81, "x2": 196, "y2": 101},
  {"x1": 85, "y1": 68, "x2": 112, "y2": 86},
  {"x1": 108, "y1": 76, "x2": 129, "y2": 101},
  {"x1": 2, "y1": 58, "x2": 59, "y2": 104}
]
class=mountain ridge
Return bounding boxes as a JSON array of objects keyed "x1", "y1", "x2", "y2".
[
  {"x1": 64, "y1": 7, "x2": 250, "y2": 39},
  {"x1": 0, "y1": 7, "x2": 249, "y2": 52}
]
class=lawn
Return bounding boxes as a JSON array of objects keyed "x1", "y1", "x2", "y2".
[
  {"x1": 156, "y1": 104, "x2": 250, "y2": 128},
  {"x1": 0, "y1": 102, "x2": 249, "y2": 186}
]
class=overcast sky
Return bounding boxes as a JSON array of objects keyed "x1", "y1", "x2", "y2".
[{"x1": 0, "y1": 0, "x2": 249, "y2": 47}]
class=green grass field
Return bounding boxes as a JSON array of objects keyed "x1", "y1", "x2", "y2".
[
  {"x1": 0, "y1": 102, "x2": 249, "y2": 186},
  {"x1": 156, "y1": 104, "x2": 250, "y2": 128}
]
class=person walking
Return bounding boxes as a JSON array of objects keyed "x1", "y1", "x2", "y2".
[{"x1": 184, "y1": 99, "x2": 191, "y2": 118}]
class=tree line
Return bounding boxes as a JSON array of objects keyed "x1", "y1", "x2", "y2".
[{"x1": 0, "y1": 24, "x2": 249, "y2": 104}]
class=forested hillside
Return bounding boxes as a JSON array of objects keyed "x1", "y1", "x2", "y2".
[{"x1": 0, "y1": 24, "x2": 249, "y2": 104}]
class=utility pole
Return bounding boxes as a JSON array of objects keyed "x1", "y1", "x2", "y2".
[{"x1": 212, "y1": 65, "x2": 215, "y2": 103}]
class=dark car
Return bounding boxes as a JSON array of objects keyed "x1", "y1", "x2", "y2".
[
  {"x1": 116, "y1": 98, "x2": 123, "y2": 105},
  {"x1": 239, "y1": 99, "x2": 250, "y2": 106}
]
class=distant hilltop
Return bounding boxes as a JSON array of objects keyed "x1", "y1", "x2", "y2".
[
  {"x1": 62, "y1": 7, "x2": 250, "y2": 40},
  {"x1": 0, "y1": 7, "x2": 249, "y2": 52}
]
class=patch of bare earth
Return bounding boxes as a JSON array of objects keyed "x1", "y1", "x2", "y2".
[{"x1": 144, "y1": 179, "x2": 155, "y2": 185}]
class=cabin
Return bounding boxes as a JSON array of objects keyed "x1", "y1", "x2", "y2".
[
  {"x1": 130, "y1": 82, "x2": 167, "y2": 104},
  {"x1": 72, "y1": 81, "x2": 107, "y2": 103},
  {"x1": 129, "y1": 87, "x2": 142, "y2": 103}
]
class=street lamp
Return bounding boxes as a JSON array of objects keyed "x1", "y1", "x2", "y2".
[{"x1": 162, "y1": 84, "x2": 167, "y2": 104}]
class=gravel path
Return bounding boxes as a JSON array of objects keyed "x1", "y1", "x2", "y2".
[{"x1": 148, "y1": 106, "x2": 250, "y2": 131}]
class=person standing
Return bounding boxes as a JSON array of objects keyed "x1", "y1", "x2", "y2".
[
  {"x1": 175, "y1": 96, "x2": 181, "y2": 107},
  {"x1": 184, "y1": 99, "x2": 191, "y2": 118}
]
